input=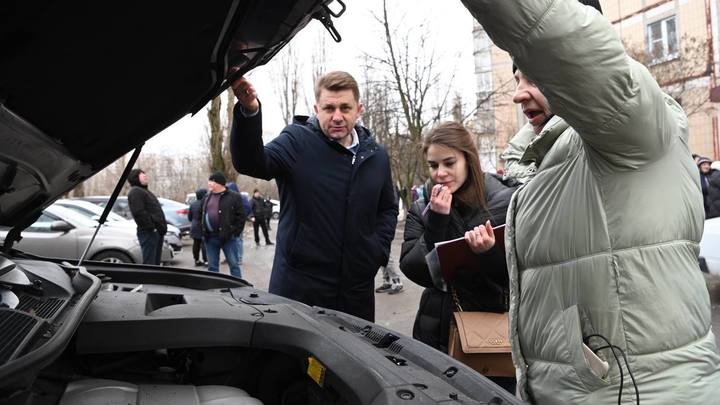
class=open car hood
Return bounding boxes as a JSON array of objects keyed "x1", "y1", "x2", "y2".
[{"x1": 0, "y1": 0, "x2": 339, "y2": 228}]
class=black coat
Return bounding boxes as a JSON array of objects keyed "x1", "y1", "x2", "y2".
[
  {"x1": 188, "y1": 189, "x2": 207, "y2": 240},
  {"x1": 250, "y1": 196, "x2": 267, "y2": 220},
  {"x1": 127, "y1": 173, "x2": 166, "y2": 234},
  {"x1": 200, "y1": 189, "x2": 246, "y2": 244},
  {"x1": 399, "y1": 174, "x2": 516, "y2": 352},
  {"x1": 702, "y1": 169, "x2": 720, "y2": 219},
  {"x1": 231, "y1": 105, "x2": 398, "y2": 322}
]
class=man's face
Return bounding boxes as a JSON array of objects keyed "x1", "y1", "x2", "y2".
[
  {"x1": 314, "y1": 88, "x2": 364, "y2": 146},
  {"x1": 253, "y1": 191, "x2": 260, "y2": 198},
  {"x1": 512, "y1": 70, "x2": 552, "y2": 134},
  {"x1": 138, "y1": 172, "x2": 149, "y2": 186},
  {"x1": 700, "y1": 162, "x2": 712, "y2": 174},
  {"x1": 426, "y1": 144, "x2": 468, "y2": 194},
  {"x1": 208, "y1": 180, "x2": 220, "y2": 193}
]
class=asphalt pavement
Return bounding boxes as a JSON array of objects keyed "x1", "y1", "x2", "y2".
[{"x1": 167, "y1": 220, "x2": 720, "y2": 347}]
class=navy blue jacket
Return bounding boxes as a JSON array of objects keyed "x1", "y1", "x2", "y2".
[
  {"x1": 231, "y1": 105, "x2": 398, "y2": 321},
  {"x1": 187, "y1": 188, "x2": 207, "y2": 239}
]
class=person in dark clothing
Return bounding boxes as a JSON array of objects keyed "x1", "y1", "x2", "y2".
[
  {"x1": 698, "y1": 157, "x2": 720, "y2": 218},
  {"x1": 250, "y1": 189, "x2": 272, "y2": 246},
  {"x1": 262, "y1": 197, "x2": 274, "y2": 231},
  {"x1": 187, "y1": 188, "x2": 208, "y2": 266},
  {"x1": 399, "y1": 122, "x2": 517, "y2": 393},
  {"x1": 201, "y1": 172, "x2": 246, "y2": 278},
  {"x1": 226, "y1": 182, "x2": 249, "y2": 264},
  {"x1": 127, "y1": 168, "x2": 167, "y2": 265},
  {"x1": 229, "y1": 71, "x2": 398, "y2": 322}
]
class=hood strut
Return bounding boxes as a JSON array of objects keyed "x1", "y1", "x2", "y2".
[{"x1": 77, "y1": 144, "x2": 143, "y2": 267}]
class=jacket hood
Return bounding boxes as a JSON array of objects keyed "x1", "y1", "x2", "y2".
[
  {"x1": 225, "y1": 182, "x2": 239, "y2": 193},
  {"x1": 195, "y1": 188, "x2": 208, "y2": 200},
  {"x1": 0, "y1": 0, "x2": 340, "y2": 230}
]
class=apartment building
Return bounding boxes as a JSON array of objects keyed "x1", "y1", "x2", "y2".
[{"x1": 473, "y1": 0, "x2": 720, "y2": 169}]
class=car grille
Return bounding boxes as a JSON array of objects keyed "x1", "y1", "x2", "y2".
[
  {"x1": 0, "y1": 311, "x2": 39, "y2": 364},
  {"x1": 17, "y1": 296, "x2": 66, "y2": 319}
]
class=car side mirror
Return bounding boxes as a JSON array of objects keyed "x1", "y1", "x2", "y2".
[{"x1": 50, "y1": 220, "x2": 73, "y2": 232}]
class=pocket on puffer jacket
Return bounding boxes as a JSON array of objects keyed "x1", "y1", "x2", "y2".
[{"x1": 560, "y1": 305, "x2": 610, "y2": 393}]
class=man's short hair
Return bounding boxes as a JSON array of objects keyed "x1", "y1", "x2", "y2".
[{"x1": 314, "y1": 71, "x2": 360, "y2": 102}]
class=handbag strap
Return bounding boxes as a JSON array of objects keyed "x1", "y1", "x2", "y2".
[{"x1": 451, "y1": 287, "x2": 464, "y2": 312}]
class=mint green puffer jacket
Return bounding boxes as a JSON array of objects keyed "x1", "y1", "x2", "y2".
[{"x1": 461, "y1": 0, "x2": 720, "y2": 403}]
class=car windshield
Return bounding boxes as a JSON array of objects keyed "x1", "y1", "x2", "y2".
[
  {"x1": 45, "y1": 205, "x2": 99, "y2": 228},
  {"x1": 57, "y1": 202, "x2": 126, "y2": 222}
]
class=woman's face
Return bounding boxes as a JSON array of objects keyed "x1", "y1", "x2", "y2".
[{"x1": 426, "y1": 144, "x2": 468, "y2": 194}]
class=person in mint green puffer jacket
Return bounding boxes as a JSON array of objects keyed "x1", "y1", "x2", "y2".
[{"x1": 460, "y1": 0, "x2": 720, "y2": 403}]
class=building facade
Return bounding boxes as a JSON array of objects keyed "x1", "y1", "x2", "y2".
[{"x1": 474, "y1": 0, "x2": 720, "y2": 167}]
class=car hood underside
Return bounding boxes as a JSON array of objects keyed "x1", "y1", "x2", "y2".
[{"x1": 0, "y1": 0, "x2": 332, "y2": 229}]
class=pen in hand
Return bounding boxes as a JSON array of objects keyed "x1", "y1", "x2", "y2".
[{"x1": 422, "y1": 185, "x2": 445, "y2": 217}]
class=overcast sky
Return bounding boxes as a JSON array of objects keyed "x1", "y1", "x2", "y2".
[{"x1": 145, "y1": 0, "x2": 478, "y2": 155}]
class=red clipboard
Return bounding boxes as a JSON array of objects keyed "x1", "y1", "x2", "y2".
[{"x1": 434, "y1": 224, "x2": 505, "y2": 282}]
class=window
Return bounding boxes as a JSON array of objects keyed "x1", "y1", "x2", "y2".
[
  {"x1": 27, "y1": 213, "x2": 58, "y2": 233},
  {"x1": 647, "y1": 16, "x2": 679, "y2": 62}
]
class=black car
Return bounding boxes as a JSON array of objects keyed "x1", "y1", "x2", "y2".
[{"x1": 0, "y1": 1, "x2": 521, "y2": 404}]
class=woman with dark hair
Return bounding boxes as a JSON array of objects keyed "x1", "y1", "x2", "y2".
[{"x1": 399, "y1": 121, "x2": 517, "y2": 391}]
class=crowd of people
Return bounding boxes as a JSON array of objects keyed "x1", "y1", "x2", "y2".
[{"x1": 124, "y1": 0, "x2": 720, "y2": 403}]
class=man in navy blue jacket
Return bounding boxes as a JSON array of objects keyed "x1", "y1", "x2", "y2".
[{"x1": 230, "y1": 71, "x2": 398, "y2": 321}]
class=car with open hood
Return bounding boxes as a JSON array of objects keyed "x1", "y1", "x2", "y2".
[{"x1": 0, "y1": 1, "x2": 522, "y2": 404}]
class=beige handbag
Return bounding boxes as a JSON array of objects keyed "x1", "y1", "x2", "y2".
[{"x1": 447, "y1": 291, "x2": 514, "y2": 377}]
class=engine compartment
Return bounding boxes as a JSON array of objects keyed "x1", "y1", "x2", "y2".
[{"x1": 0, "y1": 257, "x2": 520, "y2": 405}]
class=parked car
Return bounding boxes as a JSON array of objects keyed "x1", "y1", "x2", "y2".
[
  {"x1": 80, "y1": 196, "x2": 191, "y2": 238},
  {"x1": 0, "y1": 1, "x2": 518, "y2": 404},
  {"x1": 270, "y1": 198, "x2": 280, "y2": 219},
  {"x1": 0, "y1": 204, "x2": 173, "y2": 264},
  {"x1": 700, "y1": 217, "x2": 720, "y2": 274},
  {"x1": 54, "y1": 199, "x2": 183, "y2": 252}
]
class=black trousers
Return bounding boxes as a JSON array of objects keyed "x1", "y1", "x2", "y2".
[
  {"x1": 253, "y1": 219, "x2": 270, "y2": 244},
  {"x1": 192, "y1": 238, "x2": 207, "y2": 262},
  {"x1": 137, "y1": 229, "x2": 163, "y2": 265}
]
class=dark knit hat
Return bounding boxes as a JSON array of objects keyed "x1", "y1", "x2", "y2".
[
  {"x1": 512, "y1": 0, "x2": 603, "y2": 74},
  {"x1": 208, "y1": 171, "x2": 226, "y2": 186}
]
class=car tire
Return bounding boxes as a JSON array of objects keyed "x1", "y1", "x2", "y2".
[
  {"x1": 92, "y1": 251, "x2": 134, "y2": 264},
  {"x1": 272, "y1": 212, "x2": 279, "y2": 220}
]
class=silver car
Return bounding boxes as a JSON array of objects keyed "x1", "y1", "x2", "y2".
[
  {"x1": 54, "y1": 199, "x2": 183, "y2": 252},
  {"x1": 700, "y1": 217, "x2": 720, "y2": 274},
  {"x1": 0, "y1": 204, "x2": 172, "y2": 264}
]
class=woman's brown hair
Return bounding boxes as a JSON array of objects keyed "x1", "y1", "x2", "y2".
[{"x1": 422, "y1": 122, "x2": 486, "y2": 208}]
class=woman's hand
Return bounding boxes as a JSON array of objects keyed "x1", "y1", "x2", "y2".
[
  {"x1": 429, "y1": 184, "x2": 452, "y2": 215},
  {"x1": 465, "y1": 220, "x2": 495, "y2": 254}
]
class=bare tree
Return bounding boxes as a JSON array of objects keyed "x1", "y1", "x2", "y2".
[
  {"x1": 206, "y1": 90, "x2": 237, "y2": 182},
  {"x1": 271, "y1": 44, "x2": 302, "y2": 125},
  {"x1": 304, "y1": 30, "x2": 328, "y2": 112},
  {"x1": 626, "y1": 35, "x2": 713, "y2": 117},
  {"x1": 207, "y1": 95, "x2": 225, "y2": 174},
  {"x1": 362, "y1": 0, "x2": 458, "y2": 208}
]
